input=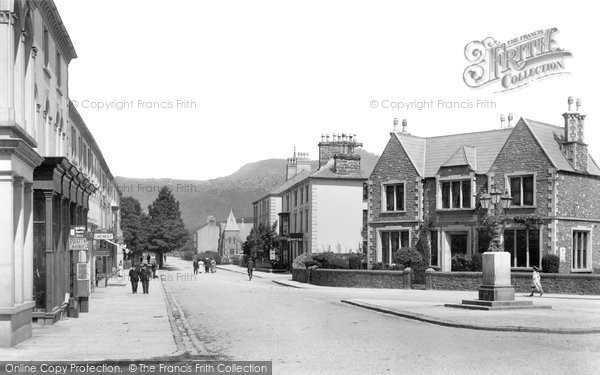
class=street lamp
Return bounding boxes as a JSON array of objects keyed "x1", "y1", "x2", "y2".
[{"x1": 447, "y1": 185, "x2": 534, "y2": 309}]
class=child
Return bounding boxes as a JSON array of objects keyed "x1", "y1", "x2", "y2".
[{"x1": 530, "y1": 266, "x2": 543, "y2": 297}]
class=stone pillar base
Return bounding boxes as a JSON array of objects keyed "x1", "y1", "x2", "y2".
[
  {"x1": 478, "y1": 285, "x2": 515, "y2": 302},
  {"x1": 0, "y1": 302, "x2": 34, "y2": 347}
]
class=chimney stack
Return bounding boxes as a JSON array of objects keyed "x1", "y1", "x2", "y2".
[
  {"x1": 333, "y1": 153, "x2": 361, "y2": 175},
  {"x1": 507, "y1": 113, "x2": 513, "y2": 127},
  {"x1": 402, "y1": 119, "x2": 407, "y2": 133},
  {"x1": 393, "y1": 118, "x2": 399, "y2": 132},
  {"x1": 560, "y1": 96, "x2": 587, "y2": 173},
  {"x1": 318, "y1": 132, "x2": 363, "y2": 169}
]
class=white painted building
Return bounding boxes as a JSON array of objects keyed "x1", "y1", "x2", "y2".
[{"x1": 269, "y1": 135, "x2": 371, "y2": 268}]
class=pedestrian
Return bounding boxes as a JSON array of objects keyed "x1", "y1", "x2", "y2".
[
  {"x1": 210, "y1": 258, "x2": 216, "y2": 273},
  {"x1": 247, "y1": 258, "x2": 255, "y2": 281},
  {"x1": 151, "y1": 262, "x2": 157, "y2": 279},
  {"x1": 198, "y1": 259, "x2": 204, "y2": 273},
  {"x1": 147, "y1": 254, "x2": 151, "y2": 264},
  {"x1": 140, "y1": 265, "x2": 150, "y2": 294},
  {"x1": 204, "y1": 258, "x2": 210, "y2": 273},
  {"x1": 530, "y1": 266, "x2": 544, "y2": 297},
  {"x1": 193, "y1": 259, "x2": 199, "y2": 275},
  {"x1": 129, "y1": 266, "x2": 139, "y2": 293}
]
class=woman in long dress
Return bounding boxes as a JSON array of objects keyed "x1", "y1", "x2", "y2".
[{"x1": 530, "y1": 266, "x2": 544, "y2": 297}]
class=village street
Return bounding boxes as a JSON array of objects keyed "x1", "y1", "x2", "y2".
[{"x1": 161, "y1": 258, "x2": 600, "y2": 375}]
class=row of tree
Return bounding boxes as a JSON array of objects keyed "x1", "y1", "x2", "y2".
[{"x1": 120, "y1": 186, "x2": 189, "y2": 268}]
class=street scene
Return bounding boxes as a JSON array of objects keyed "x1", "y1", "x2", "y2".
[{"x1": 1, "y1": 0, "x2": 600, "y2": 374}]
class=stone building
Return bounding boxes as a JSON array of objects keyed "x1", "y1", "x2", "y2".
[
  {"x1": 0, "y1": 0, "x2": 120, "y2": 347},
  {"x1": 218, "y1": 210, "x2": 253, "y2": 258},
  {"x1": 368, "y1": 100, "x2": 600, "y2": 274}
]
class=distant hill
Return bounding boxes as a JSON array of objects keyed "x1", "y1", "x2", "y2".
[{"x1": 115, "y1": 149, "x2": 379, "y2": 230}]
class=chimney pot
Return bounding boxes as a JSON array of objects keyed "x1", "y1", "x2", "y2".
[
  {"x1": 321, "y1": 133, "x2": 325, "y2": 142},
  {"x1": 402, "y1": 119, "x2": 407, "y2": 132},
  {"x1": 508, "y1": 113, "x2": 513, "y2": 126},
  {"x1": 326, "y1": 134, "x2": 330, "y2": 142},
  {"x1": 393, "y1": 118, "x2": 399, "y2": 131},
  {"x1": 576, "y1": 98, "x2": 582, "y2": 111},
  {"x1": 568, "y1": 96, "x2": 574, "y2": 111},
  {"x1": 500, "y1": 114, "x2": 506, "y2": 128}
]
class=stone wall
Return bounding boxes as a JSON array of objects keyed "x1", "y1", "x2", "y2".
[
  {"x1": 426, "y1": 271, "x2": 600, "y2": 295},
  {"x1": 292, "y1": 268, "x2": 410, "y2": 288}
]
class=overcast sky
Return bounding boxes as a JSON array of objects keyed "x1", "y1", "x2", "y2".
[{"x1": 53, "y1": 0, "x2": 600, "y2": 180}]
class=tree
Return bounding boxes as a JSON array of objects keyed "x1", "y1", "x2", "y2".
[
  {"x1": 145, "y1": 186, "x2": 189, "y2": 268},
  {"x1": 242, "y1": 222, "x2": 278, "y2": 261},
  {"x1": 120, "y1": 196, "x2": 143, "y2": 257}
]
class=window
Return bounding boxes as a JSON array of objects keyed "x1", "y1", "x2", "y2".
[
  {"x1": 56, "y1": 53, "x2": 62, "y2": 86},
  {"x1": 293, "y1": 211, "x2": 297, "y2": 232},
  {"x1": 305, "y1": 185, "x2": 309, "y2": 203},
  {"x1": 294, "y1": 189, "x2": 298, "y2": 207},
  {"x1": 504, "y1": 228, "x2": 539, "y2": 268},
  {"x1": 43, "y1": 28, "x2": 49, "y2": 67},
  {"x1": 362, "y1": 210, "x2": 368, "y2": 232},
  {"x1": 441, "y1": 180, "x2": 471, "y2": 209},
  {"x1": 285, "y1": 194, "x2": 289, "y2": 211},
  {"x1": 383, "y1": 183, "x2": 404, "y2": 212},
  {"x1": 305, "y1": 208, "x2": 309, "y2": 231},
  {"x1": 509, "y1": 175, "x2": 534, "y2": 206},
  {"x1": 380, "y1": 230, "x2": 410, "y2": 264},
  {"x1": 363, "y1": 182, "x2": 368, "y2": 201},
  {"x1": 430, "y1": 230, "x2": 439, "y2": 267},
  {"x1": 299, "y1": 210, "x2": 303, "y2": 233},
  {"x1": 71, "y1": 128, "x2": 77, "y2": 159},
  {"x1": 572, "y1": 231, "x2": 590, "y2": 270},
  {"x1": 300, "y1": 187, "x2": 303, "y2": 205}
]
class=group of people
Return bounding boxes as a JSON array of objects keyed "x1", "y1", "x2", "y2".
[
  {"x1": 128, "y1": 264, "x2": 153, "y2": 294},
  {"x1": 193, "y1": 258, "x2": 216, "y2": 274}
]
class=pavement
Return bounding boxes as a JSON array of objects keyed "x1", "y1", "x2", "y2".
[
  {"x1": 0, "y1": 269, "x2": 182, "y2": 361},
  {"x1": 220, "y1": 265, "x2": 600, "y2": 334}
]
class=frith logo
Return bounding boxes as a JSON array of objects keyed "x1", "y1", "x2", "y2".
[{"x1": 463, "y1": 28, "x2": 572, "y2": 92}]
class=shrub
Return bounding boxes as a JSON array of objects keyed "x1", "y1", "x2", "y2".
[
  {"x1": 348, "y1": 254, "x2": 366, "y2": 269},
  {"x1": 371, "y1": 262, "x2": 387, "y2": 270},
  {"x1": 451, "y1": 254, "x2": 473, "y2": 271},
  {"x1": 311, "y1": 252, "x2": 335, "y2": 268},
  {"x1": 327, "y1": 257, "x2": 350, "y2": 269},
  {"x1": 182, "y1": 250, "x2": 195, "y2": 261},
  {"x1": 541, "y1": 254, "x2": 560, "y2": 273},
  {"x1": 292, "y1": 253, "x2": 311, "y2": 269},
  {"x1": 393, "y1": 247, "x2": 423, "y2": 269},
  {"x1": 471, "y1": 253, "x2": 483, "y2": 272}
]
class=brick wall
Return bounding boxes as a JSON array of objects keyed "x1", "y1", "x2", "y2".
[{"x1": 426, "y1": 271, "x2": 600, "y2": 294}]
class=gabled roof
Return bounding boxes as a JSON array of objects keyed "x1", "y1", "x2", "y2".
[
  {"x1": 523, "y1": 119, "x2": 600, "y2": 176},
  {"x1": 223, "y1": 209, "x2": 239, "y2": 231},
  {"x1": 393, "y1": 118, "x2": 600, "y2": 178},
  {"x1": 442, "y1": 145, "x2": 477, "y2": 170},
  {"x1": 395, "y1": 128, "x2": 513, "y2": 177}
]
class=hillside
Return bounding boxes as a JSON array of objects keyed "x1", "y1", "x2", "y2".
[{"x1": 115, "y1": 149, "x2": 379, "y2": 229}]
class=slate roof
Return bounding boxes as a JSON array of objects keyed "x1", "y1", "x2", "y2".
[
  {"x1": 223, "y1": 209, "x2": 239, "y2": 231},
  {"x1": 523, "y1": 119, "x2": 600, "y2": 175},
  {"x1": 252, "y1": 170, "x2": 312, "y2": 204},
  {"x1": 394, "y1": 118, "x2": 600, "y2": 177},
  {"x1": 310, "y1": 158, "x2": 368, "y2": 180},
  {"x1": 395, "y1": 128, "x2": 512, "y2": 177}
]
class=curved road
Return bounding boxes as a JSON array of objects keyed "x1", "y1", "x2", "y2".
[{"x1": 162, "y1": 259, "x2": 600, "y2": 375}]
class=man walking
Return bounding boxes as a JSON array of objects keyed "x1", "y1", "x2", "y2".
[
  {"x1": 247, "y1": 258, "x2": 255, "y2": 281},
  {"x1": 140, "y1": 265, "x2": 150, "y2": 294},
  {"x1": 129, "y1": 266, "x2": 139, "y2": 293}
]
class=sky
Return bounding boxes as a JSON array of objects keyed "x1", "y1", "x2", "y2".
[{"x1": 53, "y1": 0, "x2": 600, "y2": 180}]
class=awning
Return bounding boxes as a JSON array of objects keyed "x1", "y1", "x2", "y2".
[{"x1": 101, "y1": 238, "x2": 128, "y2": 251}]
